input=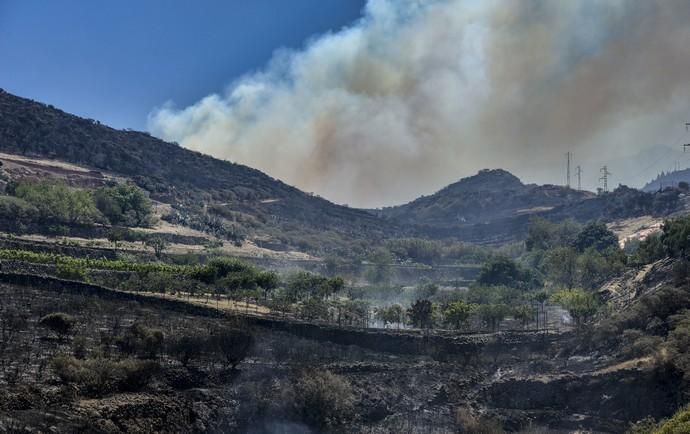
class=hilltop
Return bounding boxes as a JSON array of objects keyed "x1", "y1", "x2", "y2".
[{"x1": 378, "y1": 169, "x2": 593, "y2": 227}]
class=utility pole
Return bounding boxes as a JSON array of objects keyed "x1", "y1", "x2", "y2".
[
  {"x1": 576, "y1": 165, "x2": 582, "y2": 191},
  {"x1": 600, "y1": 166, "x2": 611, "y2": 193},
  {"x1": 566, "y1": 152, "x2": 571, "y2": 188}
]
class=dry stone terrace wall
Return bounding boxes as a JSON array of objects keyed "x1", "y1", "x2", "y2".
[{"x1": 0, "y1": 272, "x2": 559, "y2": 359}]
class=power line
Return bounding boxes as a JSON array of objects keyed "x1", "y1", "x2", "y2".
[
  {"x1": 600, "y1": 166, "x2": 612, "y2": 193},
  {"x1": 566, "y1": 152, "x2": 571, "y2": 188}
]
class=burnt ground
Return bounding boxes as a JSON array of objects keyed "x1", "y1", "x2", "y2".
[{"x1": 0, "y1": 283, "x2": 681, "y2": 434}]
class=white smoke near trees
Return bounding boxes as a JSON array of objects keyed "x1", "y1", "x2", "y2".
[{"x1": 148, "y1": 0, "x2": 690, "y2": 207}]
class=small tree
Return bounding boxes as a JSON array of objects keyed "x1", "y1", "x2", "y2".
[
  {"x1": 376, "y1": 304, "x2": 404, "y2": 328},
  {"x1": 145, "y1": 236, "x2": 169, "y2": 259},
  {"x1": 408, "y1": 299, "x2": 434, "y2": 329},
  {"x1": 443, "y1": 301, "x2": 474, "y2": 330},
  {"x1": 512, "y1": 305, "x2": 534, "y2": 328},
  {"x1": 209, "y1": 327, "x2": 253, "y2": 370},
  {"x1": 551, "y1": 289, "x2": 599, "y2": 330},
  {"x1": 573, "y1": 221, "x2": 618, "y2": 252}
]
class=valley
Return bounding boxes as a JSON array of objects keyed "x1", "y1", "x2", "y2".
[{"x1": 1, "y1": 90, "x2": 690, "y2": 433}]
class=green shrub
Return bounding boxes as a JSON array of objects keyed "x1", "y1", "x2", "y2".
[
  {"x1": 50, "y1": 354, "x2": 159, "y2": 396},
  {"x1": 551, "y1": 289, "x2": 599, "y2": 328},
  {"x1": 94, "y1": 183, "x2": 153, "y2": 227},
  {"x1": 13, "y1": 180, "x2": 101, "y2": 225},
  {"x1": 55, "y1": 260, "x2": 89, "y2": 281}
]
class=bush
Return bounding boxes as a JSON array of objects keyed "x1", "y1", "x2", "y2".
[
  {"x1": 291, "y1": 369, "x2": 354, "y2": 429},
  {"x1": 408, "y1": 299, "x2": 434, "y2": 329},
  {"x1": 55, "y1": 260, "x2": 89, "y2": 281},
  {"x1": 285, "y1": 271, "x2": 344, "y2": 301},
  {"x1": 573, "y1": 221, "x2": 618, "y2": 252},
  {"x1": 652, "y1": 405, "x2": 690, "y2": 434},
  {"x1": 661, "y1": 216, "x2": 690, "y2": 259},
  {"x1": 39, "y1": 312, "x2": 76, "y2": 339},
  {"x1": 50, "y1": 354, "x2": 159, "y2": 396},
  {"x1": 13, "y1": 180, "x2": 101, "y2": 225},
  {"x1": 551, "y1": 289, "x2": 599, "y2": 328},
  {"x1": 443, "y1": 301, "x2": 475, "y2": 329},
  {"x1": 116, "y1": 323, "x2": 164, "y2": 359},
  {"x1": 94, "y1": 183, "x2": 153, "y2": 227},
  {"x1": 208, "y1": 327, "x2": 253, "y2": 369},
  {"x1": 0, "y1": 195, "x2": 39, "y2": 223},
  {"x1": 477, "y1": 256, "x2": 539, "y2": 290}
]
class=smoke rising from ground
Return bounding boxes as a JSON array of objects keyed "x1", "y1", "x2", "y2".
[{"x1": 149, "y1": 0, "x2": 690, "y2": 207}]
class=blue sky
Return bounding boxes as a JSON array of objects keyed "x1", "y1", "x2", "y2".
[{"x1": 0, "y1": 0, "x2": 366, "y2": 130}]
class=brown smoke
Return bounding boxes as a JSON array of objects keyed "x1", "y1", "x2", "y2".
[{"x1": 149, "y1": 0, "x2": 690, "y2": 207}]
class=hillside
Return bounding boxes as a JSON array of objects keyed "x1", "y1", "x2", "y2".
[
  {"x1": 1, "y1": 89, "x2": 685, "y2": 253},
  {"x1": 378, "y1": 169, "x2": 593, "y2": 227},
  {"x1": 0, "y1": 89, "x2": 402, "y2": 254},
  {"x1": 642, "y1": 168, "x2": 690, "y2": 192}
]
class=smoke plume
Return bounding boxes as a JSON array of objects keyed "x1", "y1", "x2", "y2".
[{"x1": 149, "y1": 0, "x2": 690, "y2": 207}]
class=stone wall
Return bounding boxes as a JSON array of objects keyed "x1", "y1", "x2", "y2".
[{"x1": 0, "y1": 272, "x2": 557, "y2": 359}]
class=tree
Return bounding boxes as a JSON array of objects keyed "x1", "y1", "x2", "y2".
[
  {"x1": 477, "y1": 256, "x2": 538, "y2": 289},
  {"x1": 408, "y1": 299, "x2": 434, "y2": 329},
  {"x1": 94, "y1": 183, "x2": 153, "y2": 227},
  {"x1": 551, "y1": 289, "x2": 599, "y2": 329},
  {"x1": 661, "y1": 215, "x2": 690, "y2": 258},
  {"x1": 256, "y1": 270, "x2": 279, "y2": 299},
  {"x1": 285, "y1": 271, "x2": 344, "y2": 301},
  {"x1": 300, "y1": 298, "x2": 329, "y2": 321},
  {"x1": 209, "y1": 327, "x2": 253, "y2": 370},
  {"x1": 376, "y1": 304, "x2": 404, "y2": 328},
  {"x1": 512, "y1": 305, "x2": 534, "y2": 328},
  {"x1": 573, "y1": 222, "x2": 618, "y2": 252},
  {"x1": 443, "y1": 301, "x2": 474, "y2": 329},
  {"x1": 145, "y1": 236, "x2": 168, "y2": 259},
  {"x1": 39, "y1": 312, "x2": 76, "y2": 340},
  {"x1": 632, "y1": 233, "x2": 665, "y2": 265}
]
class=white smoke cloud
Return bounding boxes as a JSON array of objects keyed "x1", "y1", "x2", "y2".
[{"x1": 149, "y1": 0, "x2": 690, "y2": 207}]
